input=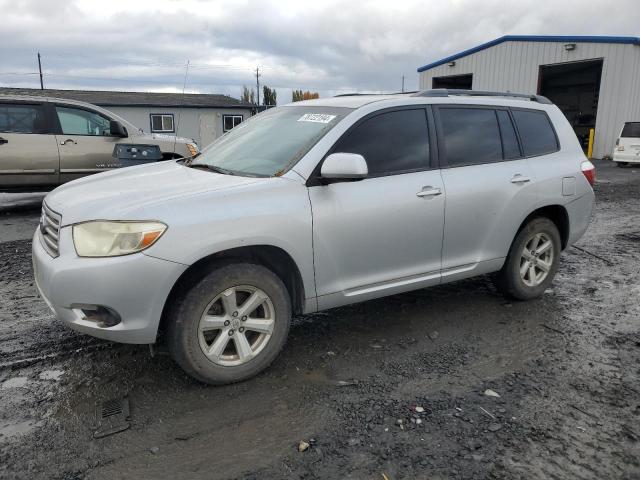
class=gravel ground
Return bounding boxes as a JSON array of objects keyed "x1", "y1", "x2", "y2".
[{"x1": 0, "y1": 160, "x2": 638, "y2": 479}]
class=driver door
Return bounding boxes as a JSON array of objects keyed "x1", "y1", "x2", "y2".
[{"x1": 54, "y1": 104, "x2": 122, "y2": 183}]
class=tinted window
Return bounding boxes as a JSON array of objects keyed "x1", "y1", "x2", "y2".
[
  {"x1": 333, "y1": 109, "x2": 429, "y2": 175},
  {"x1": 0, "y1": 103, "x2": 46, "y2": 134},
  {"x1": 621, "y1": 122, "x2": 640, "y2": 138},
  {"x1": 496, "y1": 110, "x2": 521, "y2": 159},
  {"x1": 439, "y1": 108, "x2": 502, "y2": 166},
  {"x1": 512, "y1": 110, "x2": 558, "y2": 156},
  {"x1": 56, "y1": 106, "x2": 112, "y2": 136}
]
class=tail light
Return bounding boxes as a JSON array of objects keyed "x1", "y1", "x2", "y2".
[{"x1": 581, "y1": 160, "x2": 596, "y2": 186}]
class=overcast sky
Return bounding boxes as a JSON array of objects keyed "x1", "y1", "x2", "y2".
[{"x1": 1, "y1": 0, "x2": 638, "y2": 102}]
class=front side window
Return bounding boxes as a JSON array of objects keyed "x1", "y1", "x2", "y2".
[
  {"x1": 0, "y1": 103, "x2": 46, "y2": 134},
  {"x1": 439, "y1": 107, "x2": 502, "y2": 167},
  {"x1": 333, "y1": 109, "x2": 430, "y2": 176},
  {"x1": 191, "y1": 106, "x2": 350, "y2": 176},
  {"x1": 150, "y1": 114, "x2": 175, "y2": 133},
  {"x1": 223, "y1": 114, "x2": 243, "y2": 132},
  {"x1": 56, "y1": 106, "x2": 112, "y2": 136},
  {"x1": 512, "y1": 109, "x2": 558, "y2": 157}
]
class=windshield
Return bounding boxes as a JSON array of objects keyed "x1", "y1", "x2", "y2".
[{"x1": 191, "y1": 106, "x2": 351, "y2": 176}]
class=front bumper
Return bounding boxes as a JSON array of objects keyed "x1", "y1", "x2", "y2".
[{"x1": 32, "y1": 228, "x2": 188, "y2": 344}]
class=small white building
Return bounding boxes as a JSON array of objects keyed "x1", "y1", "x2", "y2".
[
  {"x1": 417, "y1": 35, "x2": 640, "y2": 158},
  {"x1": 0, "y1": 87, "x2": 254, "y2": 148}
]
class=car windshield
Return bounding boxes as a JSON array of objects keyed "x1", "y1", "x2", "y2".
[
  {"x1": 621, "y1": 122, "x2": 640, "y2": 138},
  {"x1": 190, "y1": 106, "x2": 351, "y2": 176}
]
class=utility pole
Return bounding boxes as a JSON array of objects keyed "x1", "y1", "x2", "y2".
[
  {"x1": 401, "y1": 75, "x2": 405, "y2": 93},
  {"x1": 37, "y1": 52, "x2": 44, "y2": 90},
  {"x1": 255, "y1": 66, "x2": 261, "y2": 106}
]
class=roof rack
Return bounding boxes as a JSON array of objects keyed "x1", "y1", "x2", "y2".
[
  {"x1": 411, "y1": 89, "x2": 552, "y2": 104},
  {"x1": 334, "y1": 91, "x2": 418, "y2": 97}
]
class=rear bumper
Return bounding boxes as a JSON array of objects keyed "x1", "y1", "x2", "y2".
[
  {"x1": 32, "y1": 228, "x2": 188, "y2": 344},
  {"x1": 612, "y1": 152, "x2": 640, "y2": 163}
]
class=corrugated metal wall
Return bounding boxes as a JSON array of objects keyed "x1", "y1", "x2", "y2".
[{"x1": 419, "y1": 42, "x2": 640, "y2": 158}]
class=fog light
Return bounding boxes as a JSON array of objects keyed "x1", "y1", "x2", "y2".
[{"x1": 73, "y1": 304, "x2": 121, "y2": 328}]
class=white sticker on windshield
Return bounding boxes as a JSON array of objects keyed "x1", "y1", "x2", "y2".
[{"x1": 298, "y1": 113, "x2": 336, "y2": 124}]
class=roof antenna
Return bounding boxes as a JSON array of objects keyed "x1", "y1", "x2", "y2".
[{"x1": 173, "y1": 60, "x2": 190, "y2": 156}]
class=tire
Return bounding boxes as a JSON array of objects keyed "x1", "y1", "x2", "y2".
[
  {"x1": 494, "y1": 217, "x2": 561, "y2": 301},
  {"x1": 167, "y1": 263, "x2": 291, "y2": 385},
  {"x1": 616, "y1": 162, "x2": 628, "y2": 167}
]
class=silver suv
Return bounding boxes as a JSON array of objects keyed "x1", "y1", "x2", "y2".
[
  {"x1": 32, "y1": 90, "x2": 595, "y2": 384},
  {"x1": 0, "y1": 95, "x2": 198, "y2": 191}
]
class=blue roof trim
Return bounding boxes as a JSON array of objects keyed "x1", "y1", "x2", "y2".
[{"x1": 417, "y1": 35, "x2": 640, "y2": 72}]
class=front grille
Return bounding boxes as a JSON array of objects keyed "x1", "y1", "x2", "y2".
[{"x1": 39, "y1": 202, "x2": 62, "y2": 257}]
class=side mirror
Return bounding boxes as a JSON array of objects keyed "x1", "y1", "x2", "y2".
[
  {"x1": 109, "y1": 120, "x2": 128, "y2": 138},
  {"x1": 320, "y1": 153, "x2": 368, "y2": 180}
]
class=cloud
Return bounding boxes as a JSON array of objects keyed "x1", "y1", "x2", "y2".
[{"x1": 1, "y1": 0, "x2": 638, "y2": 102}]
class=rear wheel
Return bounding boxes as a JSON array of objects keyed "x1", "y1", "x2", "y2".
[
  {"x1": 494, "y1": 217, "x2": 561, "y2": 300},
  {"x1": 167, "y1": 263, "x2": 291, "y2": 384}
]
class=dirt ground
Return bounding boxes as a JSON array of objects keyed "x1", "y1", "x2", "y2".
[{"x1": 0, "y1": 160, "x2": 638, "y2": 480}]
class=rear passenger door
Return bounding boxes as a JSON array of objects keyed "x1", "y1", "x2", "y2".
[
  {"x1": 0, "y1": 101, "x2": 59, "y2": 189},
  {"x1": 434, "y1": 105, "x2": 537, "y2": 276}
]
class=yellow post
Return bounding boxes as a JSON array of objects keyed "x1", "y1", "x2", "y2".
[{"x1": 587, "y1": 128, "x2": 595, "y2": 159}]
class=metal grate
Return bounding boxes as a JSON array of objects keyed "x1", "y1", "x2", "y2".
[
  {"x1": 39, "y1": 202, "x2": 61, "y2": 258},
  {"x1": 94, "y1": 397, "x2": 130, "y2": 439}
]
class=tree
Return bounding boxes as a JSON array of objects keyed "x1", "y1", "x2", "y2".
[
  {"x1": 241, "y1": 85, "x2": 255, "y2": 104},
  {"x1": 263, "y1": 85, "x2": 277, "y2": 106},
  {"x1": 292, "y1": 89, "x2": 319, "y2": 102}
]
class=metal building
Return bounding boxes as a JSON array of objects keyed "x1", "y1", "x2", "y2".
[{"x1": 417, "y1": 36, "x2": 640, "y2": 159}]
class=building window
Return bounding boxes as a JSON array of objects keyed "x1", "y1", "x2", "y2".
[
  {"x1": 150, "y1": 114, "x2": 175, "y2": 133},
  {"x1": 223, "y1": 114, "x2": 243, "y2": 132}
]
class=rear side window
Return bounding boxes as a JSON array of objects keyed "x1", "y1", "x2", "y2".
[
  {"x1": 0, "y1": 103, "x2": 47, "y2": 134},
  {"x1": 496, "y1": 110, "x2": 521, "y2": 159},
  {"x1": 621, "y1": 122, "x2": 640, "y2": 138},
  {"x1": 439, "y1": 108, "x2": 502, "y2": 166},
  {"x1": 512, "y1": 110, "x2": 558, "y2": 156},
  {"x1": 333, "y1": 109, "x2": 430, "y2": 176}
]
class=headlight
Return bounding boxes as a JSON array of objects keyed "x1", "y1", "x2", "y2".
[
  {"x1": 73, "y1": 221, "x2": 167, "y2": 257},
  {"x1": 186, "y1": 143, "x2": 199, "y2": 157}
]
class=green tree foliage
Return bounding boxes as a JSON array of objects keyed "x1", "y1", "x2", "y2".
[
  {"x1": 292, "y1": 90, "x2": 320, "y2": 102},
  {"x1": 241, "y1": 85, "x2": 255, "y2": 104},
  {"x1": 263, "y1": 85, "x2": 277, "y2": 106}
]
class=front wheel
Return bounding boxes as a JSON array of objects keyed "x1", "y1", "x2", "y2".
[
  {"x1": 494, "y1": 217, "x2": 561, "y2": 300},
  {"x1": 167, "y1": 263, "x2": 291, "y2": 384}
]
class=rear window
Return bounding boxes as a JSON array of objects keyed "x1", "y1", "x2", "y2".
[
  {"x1": 512, "y1": 110, "x2": 559, "y2": 157},
  {"x1": 0, "y1": 103, "x2": 46, "y2": 134},
  {"x1": 621, "y1": 122, "x2": 640, "y2": 138}
]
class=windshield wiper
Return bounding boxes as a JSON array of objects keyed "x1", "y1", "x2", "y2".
[{"x1": 188, "y1": 163, "x2": 235, "y2": 175}]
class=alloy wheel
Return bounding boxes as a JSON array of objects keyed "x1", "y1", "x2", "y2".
[{"x1": 519, "y1": 232, "x2": 554, "y2": 287}]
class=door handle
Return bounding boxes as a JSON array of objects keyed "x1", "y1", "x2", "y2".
[
  {"x1": 416, "y1": 186, "x2": 442, "y2": 198},
  {"x1": 511, "y1": 174, "x2": 531, "y2": 184},
  {"x1": 60, "y1": 139, "x2": 77, "y2": 145},
  {"x1": 0, "y1": 137, "x2": 7, "y2": 145}
]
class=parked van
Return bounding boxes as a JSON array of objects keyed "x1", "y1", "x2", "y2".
[
  {"x1": 613, "y1": 122, "x2": 640, "y2": 166},
  {"x1": 33, "y1": 89, "x2": 595, "y2": 384},
  {"x1": 0, "y1": 95, "x2": 198, "y2": 191}
]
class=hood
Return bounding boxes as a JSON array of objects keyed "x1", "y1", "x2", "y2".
[{"x1": 45, "y1": 161, "x2": 268, "y2": 226}]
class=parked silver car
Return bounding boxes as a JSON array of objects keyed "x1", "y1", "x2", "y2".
[
  {"x1": 32, "y1": 90, "x2": 595, "y2": 384},
  {"x1": 0, "y1": 94, "x2": 198, "y2": 191}
]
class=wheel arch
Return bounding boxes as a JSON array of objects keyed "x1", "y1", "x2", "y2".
[
  {"x1": 157, "y1": 244, "x2": 306, "y2": 341},
  {"x1": 516, "y1": 204, "x2": 570, "y2": 250}
]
